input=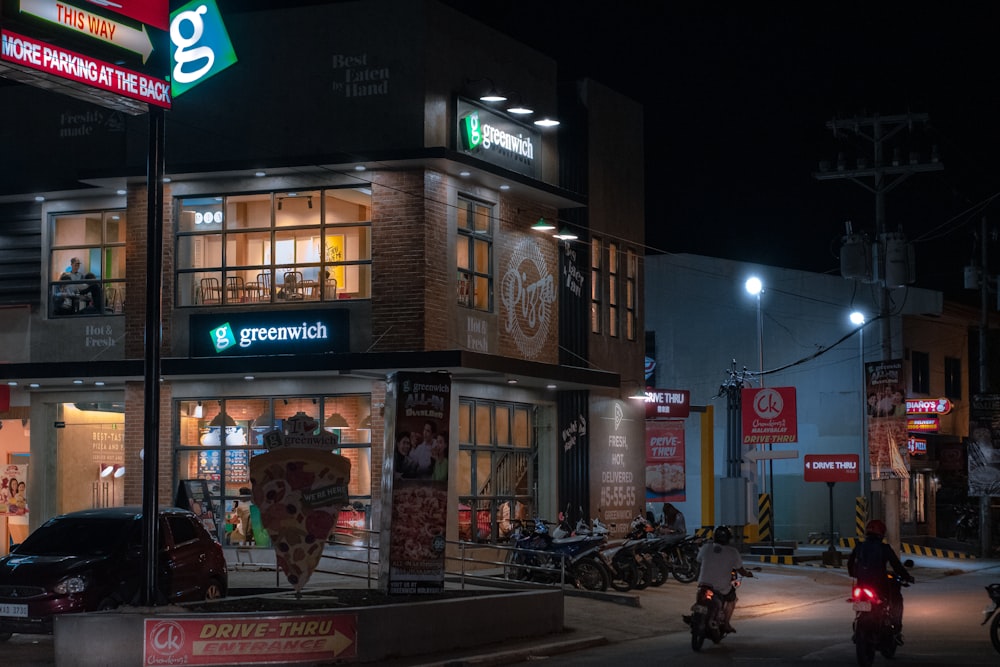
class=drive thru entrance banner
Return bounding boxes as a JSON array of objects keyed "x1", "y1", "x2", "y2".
[{"x1": 143, "y1": 614, "x2": 357, "y2": 664}]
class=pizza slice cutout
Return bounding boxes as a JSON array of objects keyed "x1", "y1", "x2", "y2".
[{"x1": 250, "y1": 448, "x2": 351, "y2": 591}]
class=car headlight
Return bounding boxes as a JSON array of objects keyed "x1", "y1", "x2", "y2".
[{"x1": 54, "y1": 575, "x2": 89, "y2": 594}]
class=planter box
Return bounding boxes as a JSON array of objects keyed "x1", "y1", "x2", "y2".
[{"x1": 53, "y1": 589, "x2": 563, "y2": 666}]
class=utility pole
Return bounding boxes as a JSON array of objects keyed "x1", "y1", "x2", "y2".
[
  {"x1": 978, "y1": 216, "x2": 993, "y2": 557},
  {"x1": 814, "y1": 113, "x2": 943, "y2": 552}
]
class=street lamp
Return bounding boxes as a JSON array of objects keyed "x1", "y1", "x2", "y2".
[
  {"x1": 850, "y1": 311, "x2": 868, "y2": 501},
  {"x1": 745, "y1": 276, "x2": 768, "y2": 539}
]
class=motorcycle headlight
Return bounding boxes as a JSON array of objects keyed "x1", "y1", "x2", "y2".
[{"x1": 54, "y1": 575, "x2": 89, "y2": 595}]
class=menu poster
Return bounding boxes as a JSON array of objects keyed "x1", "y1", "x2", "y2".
[
  {"x1": 0, "y1": 464, "x2": 28, "y2": 516},
  {"x1": 386, "y1": 371, "x2": 452, "y2": 595},
  {"x1": 175, "y1": 479, "x2": 217, "y2": 532},
  {"x1": 645, "y1": 421, "x2": 686, "y2": 502}
]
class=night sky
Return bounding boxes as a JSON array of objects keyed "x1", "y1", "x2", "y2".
[{"x1": 443, "y1": 2, "x2": 1000, "y2": 301}]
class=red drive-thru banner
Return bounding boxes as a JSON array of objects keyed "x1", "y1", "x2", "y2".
[
  {"x1": 143, "y1": 614, "x2": 357, "y2": 665},
  {"x1": 1, "y1": 30, "x2": 171, "y2": 108},
  {"x1": 94, "y1": 0, "x2": 170, "y2": 31},
  {"x1": 804, "y1": 454, "x2": 860, "y2": 483},
  {"x1": 741, "y1": 387, "x2": 797, "y2": 444}
]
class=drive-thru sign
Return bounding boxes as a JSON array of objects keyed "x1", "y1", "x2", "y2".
[{"x1": 804, "y1": 453, "x2": 859, "y2": 483}]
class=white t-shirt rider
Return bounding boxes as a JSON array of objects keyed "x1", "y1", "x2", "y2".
[{"x1": 697, "y1": 541, "x2": 743, "y2": 594}]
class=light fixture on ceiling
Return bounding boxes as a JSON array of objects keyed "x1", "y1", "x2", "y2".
[
  {"x1": 209, "y1": 412, "x2": 236, "y2": 427},
  {"x1": 553, "y1": 227, "x2": 578, "y2": 241},
  {"x1": 507, "y1": 103, "x2": 533, "y2": 115},
  {"x1": 325, "y1": 412, "x2": 349, "y2": 428},
  {"x1": 534, "y1": 118, "x2": 560, "y2": 128},
  {"x1": 100, "y1": 464, "x2": 115, "y2": 478},
  {"x1": 359, "y1": 414, "x2": 372, "y2": 430},
  {"x1": 193, "y1": 401, "x2": 203, "y2": 418},
  {"x1": 255, "y1": 171, "x2": 266, "y2": 177},
  {"x1": 532, "y1": 217, "x2": 556, "y2": 232},
  {"x1": 114, "y1": 466, "x2": 126, "y2": 478},
  {"x1": 34, "y1": 195, "x2": 46, "y2": 202}
]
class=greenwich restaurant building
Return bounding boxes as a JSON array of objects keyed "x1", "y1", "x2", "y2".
[{"x1": 0, "y1": 0, "x2": 646, "y2": 553}]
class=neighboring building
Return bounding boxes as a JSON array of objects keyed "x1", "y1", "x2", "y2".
[
  {"x1": 644, "y1": 252, "x2": 986, "y2": 545},
  {"x1": 0, "y1": 1, "x2": 645, "y2": 552}
]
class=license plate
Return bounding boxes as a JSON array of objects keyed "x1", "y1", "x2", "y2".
[
  {"x1": 0, "y1": 603, "x2": 28, "y2": 618},
  {"x1": 853, "y1": 601, "x2": 872, "y2": 612}
]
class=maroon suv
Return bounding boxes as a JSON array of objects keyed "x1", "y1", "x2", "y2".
[{"x1": 0, "y1": 506, "x2": 228, "y2": 639}]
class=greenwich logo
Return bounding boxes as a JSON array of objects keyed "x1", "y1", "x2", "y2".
[
  {"x1": 210, "y1": 320, "x2": 329, "y2": 352},
  {"x1": 460, "y1": 111, "x2": 534, "y2": 161}
]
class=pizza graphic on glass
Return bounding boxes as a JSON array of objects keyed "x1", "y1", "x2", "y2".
[{"x1": 250, "y1": 448, "x2": 350, "y2": 591}]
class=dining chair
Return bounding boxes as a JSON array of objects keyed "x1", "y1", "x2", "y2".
[
  {"x1": 199, "y1": 277, "x2": 222, "y2": 304},
  {"x1": 225, "y1": 275, "x2": 246, "y2": 303},
  {"x1": 282, "y1": 271, "x2": 305, "y2": 300},
  {"x1": 246, "y1": 272, "x2": 271, "y2": 302}
]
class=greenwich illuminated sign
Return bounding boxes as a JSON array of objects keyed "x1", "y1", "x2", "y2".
[
  {"x1": 190, "y1": 310, "x2": 348, "y2": 357},
  {"x1": 457, "y1": 100, "x2": 539, "y2": 178}
]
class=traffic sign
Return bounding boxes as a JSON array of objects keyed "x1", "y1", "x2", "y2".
[
  {"x1": 804, "y1": 453, "x2": 859, "y2": 483},
  {"x1": 744, "y1": 448, "x2": 799, "y2": 463}
]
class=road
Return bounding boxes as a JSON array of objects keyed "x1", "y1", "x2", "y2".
[{"x1": 540, "y1": 561, "x2": 1000, "y2": 666}]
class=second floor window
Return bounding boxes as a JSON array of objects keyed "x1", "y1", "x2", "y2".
[
  {"x1": 50, "y1": 209, "x2": 126, "y2": 317},
  {"x1": 456, "y1": 197, "x2": 493, "y2": 311},
  {"x1": 626, "y1": 249, "x2": 638, "y2": 341},
  {"x1": 591, "y1": 237, "x2": 603, "y2": 334},
  {"x1": 608, "y1": 242, "x2": 619, "y2": 337},
  {"x1": 176, "y1": 187, "x2": 372, "y2": 306}
]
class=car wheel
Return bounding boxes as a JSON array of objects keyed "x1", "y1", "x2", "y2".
[{"x1": 204, "y1": 578, "x2": 226, "y2": 601}]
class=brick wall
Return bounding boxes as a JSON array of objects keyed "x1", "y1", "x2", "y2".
[
  {"x1": 125, "y1": 184, "x2": 173, "y2": 357},
  {"x1": 123, "y1": 381, "x2": 174, "y2": 507}
]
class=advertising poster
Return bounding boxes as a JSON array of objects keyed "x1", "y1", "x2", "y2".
[
  {"x1": 0, "y1": 464, "x2": 27, "y2": 516},
  {"x1": 645, "y1": 421, "x2": 686, "y2": 502},
  {"x1": 865, "y1": 360, "x2": 910, "y2": 479},
  {"x1": 387, "y1": 371, "x2": 451, "y2": 595},
  {"x1": 968, "y1": 394, "x2": 1000, "y2": 497}
]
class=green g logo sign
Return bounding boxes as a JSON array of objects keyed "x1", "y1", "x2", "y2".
[
  {"x1": 170, "y1": 0, "x2": 238, "y2": 98},
  {"x1": 211, "y1": 322, "x2": 236, "y2": 352},
  {"x1": 460, "y1": 111, "x2": 482, "y2": 150}
]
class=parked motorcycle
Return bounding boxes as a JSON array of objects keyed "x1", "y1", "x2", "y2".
[
  {"x1": 594, "y1": 518, "x2": 656, "y2": 592},
  {"x1": 630, "y1": 514, "x2": 701, "y2": 584},
  {"x1": 982, "y1": 582, "x2": 1000, "y2": 654},
  {"x1": 687, "y1": 568, "x2": 752, "y2": 651},
  {"x1": 850, "y1": 561, "x2": 914, "y2": 667},
  {"x1": 504, "y1": 515, "x2": 609, "y2": 591}
]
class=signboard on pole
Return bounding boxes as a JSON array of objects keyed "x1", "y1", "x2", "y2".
[
  {"x1": 741, "y1": 386, "x2": 797, "y2": 444},
  {"x1": 804, "y1": 454, "x2": 860, "y2": 483},
  {"x1": 643, "y1": 388, "x2": 690, "y2": 420},
  {"x1": 0, "y1": 0, "x2": 171, "y2": 112}
]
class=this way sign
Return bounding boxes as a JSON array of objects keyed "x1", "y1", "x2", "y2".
[{"x1": 804, "y1": 453, "x2": 860, "y2": 483}]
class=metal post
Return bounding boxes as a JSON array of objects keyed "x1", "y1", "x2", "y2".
[
  {"x1": 980, "y1": 216, "x2": 992, "y2": 558},
  {"x1": 141, "y1": 106, "x2": 165, "y2": 606}
]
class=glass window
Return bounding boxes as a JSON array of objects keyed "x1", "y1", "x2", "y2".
[
  {"x1": 176, "y1": 187, "x2": 372, "y2": 305},
  {"x1": 591, "y1": 237, "x2": 602, "y2": 334},
  {"x1": 911, "y1": 350, "x2": 930, "y2": 394},
  {"x1": 457, "y1": 398, "x2": 536, "y2": 543},
  {"x1": 50, "y1": 210, "x2": 126, "y2": 317},
  {"x1": 626, "y1": 249, "x2": 638, "y2": 341},
  {"x1": 944, "y1": 356, "x2": 962, "y2": 400},
  {"x1": 175, "y1": 393, "x2": 373, "y2": 545},
  {"x1": 608, "y1": 242, "x2": 619, "y2": 338},
  {"x1": 457, "y1": 197, "x2": 493, "y2": 311}
]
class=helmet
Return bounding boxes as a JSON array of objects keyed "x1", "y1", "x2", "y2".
[
  {"x1": 865, "y1": 519, "x2": 886, "y2": 538},
  {"x1": 713, "y1": 525, "x2": 732, "y2": 545}
]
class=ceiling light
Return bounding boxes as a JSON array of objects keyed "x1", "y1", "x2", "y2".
[
  {"x1": 100, "y1": 465, "x2": 114, "y2": 477},
  {"x1": 553, "y1": 227, "x2": 578, "y2": 241},
  {"x1": 255, "y1": 171, "x2": 266, "y2": 177},
  {"x1": 354, "y1": 165, "x2": 366, "y2": 172},
  {"x1": 73, "y1": 379, "x2": 83, "y2": 385},
  {"x1": 534, "y1": 118, "x2": 560, "y2": 128},
  {"x1": 628, "y1": 388, "x2": 648, "y2": 401},
  {"x1": 244, "y1": 375, "x2": 255, "y2": 381},
  {"x1": 325, "y1": 412, "x2": 349, "y2": 428},
  {"x1": 507, "y1": 104, "x2": 533, "y2": 115},
  {"x1": 34, "y1": 195, "x2": 45, "y2": 202},
  {"x1": 546, "y1": 384, "x2": 557, "y2": 390},
  {"x1": 95, "y1": 381, "x2": 105, "y2": 386},
  {"x1": 499, "y1": 184, "x2": 510, "y2": 191},
  {"x1": 29, "y1": 383, "x2": 39, "y2": 388},
  {"x1": 480, "y1": 89, "x2": 507, "y2": 102},
  {"x1": 532, "y1": 217, "x2": 556, "y2": 232},
  {"x1": 209, "y1": 412, "x2": 237, "y2": 426},
  {"x1": 193, "y1": 401, "x2": 203, "y2": 418},
  {"x1": 114, "y1": 466, "x2": 126, "y2": 478},
  {"x1": 459, "y1": 171, "x2": 471, "y2": 177},
  {"x1": 116, "y1": 189, "x2": 127, "y2": 195},
  {"x1": 162, "y1": 177, "x2": 171, "y2": 183}
]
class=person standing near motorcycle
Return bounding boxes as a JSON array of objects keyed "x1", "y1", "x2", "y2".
[
  {"x1": 696, "y1": 525, "x2": 753, "y2": 633},
  {"x1": 848, "y1": 519, "x2": 914, "y2": 640}
]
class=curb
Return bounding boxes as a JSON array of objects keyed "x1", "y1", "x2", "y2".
[{"x1": 408, "y1": 635, "x2": 610, "y2": 666}]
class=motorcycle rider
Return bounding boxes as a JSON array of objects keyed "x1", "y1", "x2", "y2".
[
  {"x1": 847, "y1": 519, "x2": 914, "y2": 642},
  {"x1": 695, "y1": 525, "x2": 752, "y2": 633}
]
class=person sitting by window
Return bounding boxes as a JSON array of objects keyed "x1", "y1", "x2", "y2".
[
  {"x1": 324, "y1": 270, "x2": 338, "y2": 300},
  {"x1": 78, "y1": 273, "x2": 104, "y2": 313},
  {"x1": 53, "y1": 273, "x2": 77, "y2": 315}
]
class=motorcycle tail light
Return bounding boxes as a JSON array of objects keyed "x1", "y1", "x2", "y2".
[
  {"x1": 704, "y1": 589, "x2": 714, "y2": 601},
  {"x1": 852, "y1": 586, "x2": 878, "y2": 603}
]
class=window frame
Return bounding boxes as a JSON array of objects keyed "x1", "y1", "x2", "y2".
[
  {"x1": 608, "y1": 241, "x2": 619, "y2": 338},
  {"x1": 456, "y1": 196, "x2": 494, "y2": 312},
  {"x1": 591, "y1": 237, "x2": 603, "y2": 334},
  {"x1": 625, "y1": 248, "x2": 638, "y2": 341},
  {"x1": 944, "y1": 356, "x2": 962, "y2": 400},
  {"x1": 49, "y1": 208, "x2": 127, "y2": 317},
  {"x1": 175, "y1": 187, "x2": 372, "y2": 307},
  {"x1": 911, "y1": 350, "x2": 930, "y2": 394}
]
